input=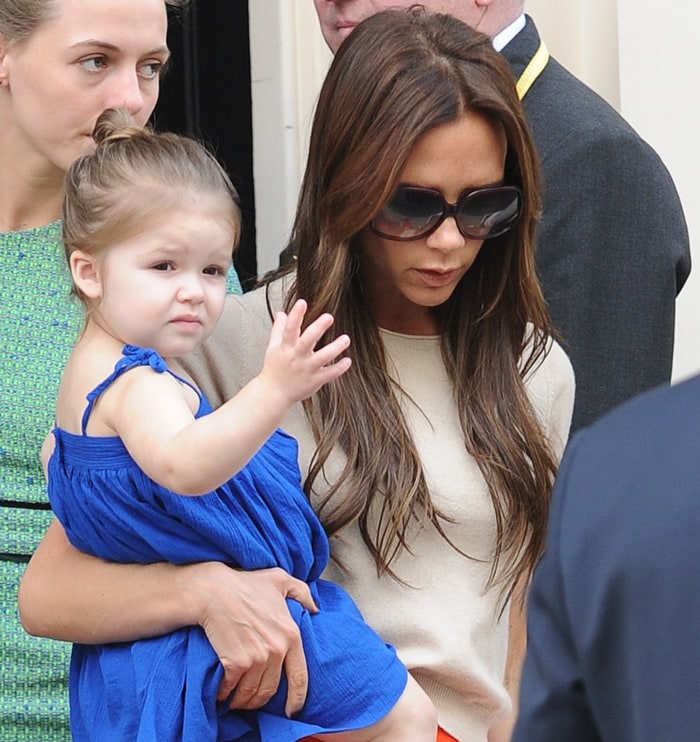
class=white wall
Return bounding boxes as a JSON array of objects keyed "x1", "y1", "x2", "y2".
[
  {"x1": 526, "y1": 0, "x2": 620, "y2": 108},
  {"x1": 249, "y1": 0, "x2": 330, "y2": 273}
]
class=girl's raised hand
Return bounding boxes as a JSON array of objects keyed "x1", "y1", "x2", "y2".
[{"x1": 260, "y1": 299, "x2": 351, "y2": 404}]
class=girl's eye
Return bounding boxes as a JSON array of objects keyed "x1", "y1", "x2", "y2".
[
  {"x1": 203, "y1": 265, "x2": 226, "y2": 277},
  {"x1": 79, "y1": 56, "x2": 108, "y2": 73},
  {"x1": 153, "y1": 262, "x2": 174, "y2": 272},
  {"x1": 139, "y1": 61, "x2": 164, "y2": 80}
]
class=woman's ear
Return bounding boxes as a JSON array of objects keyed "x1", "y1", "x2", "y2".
[
  {"x1": 70, "y1": 250, "x2": 103, "y2": 300},
  {"x1": 0, "y1": 32, "x2": 9, "y2": 87}
]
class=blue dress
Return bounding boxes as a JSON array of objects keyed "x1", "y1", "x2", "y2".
[{"x1": 48, "y1": 345, "x2": 407, "y2": 741}]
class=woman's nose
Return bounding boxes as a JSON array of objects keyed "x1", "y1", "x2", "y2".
[
  {"x1": 105, "y1": 69, "x2": 146, "y2": 117},
  {"x1": 426, "y1": 216, "x2": 467, "y2": 252}
]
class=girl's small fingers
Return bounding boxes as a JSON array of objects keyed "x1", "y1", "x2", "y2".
[
  {"x1": 280, "y1": 300, "x2": 307, "y2": 345},
  {"x1": 298, "y1": 313, "x2": 337, "y2": 352},
  {"x1": 313, "y1": 334, "x2": 351, "y2": 366},
  {"x1": 289, "y1": 299, "x2": 307, "y2": 317},
  {"x1": 268, "y1": 311, "x2": 288, "y2": 348},
  {"x1": 320, "y1": 357, "x2": 352, "y2": 383}
]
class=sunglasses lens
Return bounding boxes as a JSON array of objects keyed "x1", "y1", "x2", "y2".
[
  {"x1": 371, "y1": 188, "x2": 443, "y2": 239},
  {"x1": 370, "y1": 186, "x2": 522, "y2": 241},
  {"x1": 458, "y1": 188, "x2": 522, "y2": 238}
]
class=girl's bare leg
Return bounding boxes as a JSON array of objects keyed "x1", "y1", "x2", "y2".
[{"x1": 311, "y1": 674, "x2": 438, "y2": 742}]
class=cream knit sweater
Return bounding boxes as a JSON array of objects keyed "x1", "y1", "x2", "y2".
[{"x1": 184, "y1": 280, "x2": 575, "y2": 740}]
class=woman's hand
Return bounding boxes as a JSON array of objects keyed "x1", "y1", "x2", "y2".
[
  {"x1": 19, "y1": 519, "x2": 316, "y2": 717},
  {"x1": 182, "y1": 561, "x2": 317, "y2": 716}
]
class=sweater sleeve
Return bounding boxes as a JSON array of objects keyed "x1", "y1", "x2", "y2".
[{"x1": 524, "y1": 336, "x2": 576, "y2": 463}]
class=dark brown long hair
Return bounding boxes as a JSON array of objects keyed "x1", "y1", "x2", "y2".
[{"x1": 280, "y1": 9, "x2": 557, "y2": 600}]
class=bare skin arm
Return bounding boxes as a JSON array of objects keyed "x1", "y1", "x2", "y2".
[
  {"x1": 18, "y1": 518, "x2": 316, "y2": 717},
  {"x1": 488, "y1": 579, "x2": 528, "y2": 742},
  {"x1": 109, "y1": 301, "x2": 350, "y2": 495}
]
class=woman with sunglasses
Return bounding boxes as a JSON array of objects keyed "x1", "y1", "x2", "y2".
[{"x1": 20, "y1": 9, "x2": 574, "y2": 741}]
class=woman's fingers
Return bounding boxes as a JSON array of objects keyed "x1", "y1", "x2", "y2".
[
  {"x1": 226, "y1": 618, "x2": 309, "y2": 715},
  {"x1": 191, "y1": 564, "x2": 314, "y2": 714}
]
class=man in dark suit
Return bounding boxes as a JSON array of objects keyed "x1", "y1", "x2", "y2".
[
  {"x1": 512, "y1": 373, "x2": 700, "y2": 741},
  {"x1": 312, "y1": 0, "x2": 691, "y2": 431}
]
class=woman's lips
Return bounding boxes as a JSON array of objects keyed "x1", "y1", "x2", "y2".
[{"x1": 415, "y1": 268, "x2": 460, "y2": 287}]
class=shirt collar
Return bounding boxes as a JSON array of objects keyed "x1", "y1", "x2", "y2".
[{"x1": 492, "y1": 13, "x2": 526, "y2": 52}]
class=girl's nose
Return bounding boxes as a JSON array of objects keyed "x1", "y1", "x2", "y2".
[{"x1": 177, "y1": 274, "x2": 205, "y2": 303}]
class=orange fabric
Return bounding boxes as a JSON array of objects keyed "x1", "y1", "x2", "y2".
[
  {"x1": 300, "y1": 728, "x2": 458, "y2": 741},
  {"x1": 437, "y1": 727, "x2": 459, "y2": 741}
]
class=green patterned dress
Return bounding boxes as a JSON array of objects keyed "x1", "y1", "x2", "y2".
[{"x1": 1, "y1": 221, "x2": 79, "y2": 740}]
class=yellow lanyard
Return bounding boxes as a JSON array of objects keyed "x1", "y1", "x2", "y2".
[{"x1": 516, "y1": 40, "x2": 549, "y2": 100}]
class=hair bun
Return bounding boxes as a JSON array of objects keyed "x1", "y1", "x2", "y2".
[{"x1": 92, "y1": 107, "x2": 151, "y2": 146}]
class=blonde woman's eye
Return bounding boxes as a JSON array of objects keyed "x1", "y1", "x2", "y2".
[
  {"x1": 139, "y1": 61, "x2": 164, "y2": 80},
  {"x1": 79, "y1": 56, "x2": 108, "y2": 73}
]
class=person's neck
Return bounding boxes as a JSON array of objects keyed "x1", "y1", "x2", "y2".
[
  {"x1": 0, "y1": 177, "x2": 64, "y2": 232},
  {"x1": 0, "y1": 112, "x2": 65, "y2": 232}
]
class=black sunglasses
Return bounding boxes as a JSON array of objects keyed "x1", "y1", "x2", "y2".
[{"x1": 369, "y1": 185, "x2": 523, "y2": 241}]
